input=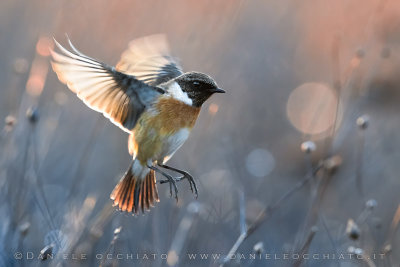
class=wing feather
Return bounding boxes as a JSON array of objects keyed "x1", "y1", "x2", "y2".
[
  {"x1": 51, "y1": 38, "x2": 163, "y2": 132},
  {"x1": 116, "y1": 34, "x2": 183, "y2": 86}
]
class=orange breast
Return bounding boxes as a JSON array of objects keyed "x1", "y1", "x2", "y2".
[
  {"x1": 129, "y1": 96, "x2": 200, "y2": 164},
  {"x1": 153, "y1": 97, "x2": 201, "y2": 133}
]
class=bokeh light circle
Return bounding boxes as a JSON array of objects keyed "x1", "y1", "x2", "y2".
[
  {"x1": 245, "y1": 148, "x2": 275, "y2": 178},
  {"x1": 286, "y1": 82, "x2": 339, "y2": 135}
]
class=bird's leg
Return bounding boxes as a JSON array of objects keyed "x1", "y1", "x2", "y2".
[
  {"x1": 148, "y1": 165, "x2": 178, "y2": 202},
  {"x1": 157, "y1": 164, "x2": 198, "y2": 198}
]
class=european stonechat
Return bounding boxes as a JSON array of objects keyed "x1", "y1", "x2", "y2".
[{"x1": 50, "y1": 34, "x2": 224, "y2": 214}]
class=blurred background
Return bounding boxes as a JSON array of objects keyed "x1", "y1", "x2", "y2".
[{"x1": 1, "y1": 0, "x2": 400, "y2": 266}]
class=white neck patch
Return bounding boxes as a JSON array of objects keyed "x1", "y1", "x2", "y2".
[{"x1": 167, "y1": 82, "x2": 193, "y2": 106}]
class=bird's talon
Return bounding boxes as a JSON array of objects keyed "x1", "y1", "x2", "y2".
[
  {"x1": 188, "y1": 179, "x2": 194, "y2": 192},
  {"x1": 169, "y1": 183, "x2": 173, "y2": 198},
  {"x1": 148, "y1": 164, "x2": 179, "y2": 201},
  {"x1": 157, "y1": 164, "x2": 198, "y2": 198},
  {"x1": 172, "y1": 183, "x2": 179, "y2": 202}
]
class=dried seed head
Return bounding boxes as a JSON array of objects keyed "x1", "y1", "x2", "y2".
[
  {"x1": 4, "y1": 115, "x2": 17, "y2": 131},
  {"x1": 39, "y1": 244, "x2": 54, "y2": 261},
  {"x1": 44, "y1": 230, "x2": 66, "y2": 255},
  {"x1": 354, "y1": 248, "x2": 363, "y2": 255},
  {"x1": 253, "y1": 242, "x2": 264, "y2": 254},
  {"x1": 323, "y1": 155, "x2": 342, "y2": 174},
  {"x1": 301, "y1": 141, "x2": 316, "y2": 154},
  {"x1": 26, "y1": 107, "x2": 39, "y2": 123},
  {"x1": 356, "y1": 115, "x2": 369, "y2": 130},
  {"x1": 19, "y1": 222, "x2": 30, "y2": 236},
  {"x1": 366, "y1": 199, "x2": 377, "y2": 210},
  {"x1": 167, "y1": 250, "x2": 179, "y2": 266},
  {"x1": 346, "y1": 219, "x2": 360, "y2": 240},
  {"x1": 348, "y1": 246, "x2": 363, "y2": 255},
  {"x1": 5, "y1": 115, "x2": 16, "y2": 126},
  {"x1": 114, "y1": 227, "x2": 122, "y2": 235},
  {"x1": 383, "y1": 244, "x2": 392, "y2": 253}
]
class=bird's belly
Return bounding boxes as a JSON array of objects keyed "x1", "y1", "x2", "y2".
[
  {"x1": 129, "y1": 96, "x2": 200, "y2": 165},
  {"x1": 158, "y1": 128, "x2": 190, "y2": 163}
]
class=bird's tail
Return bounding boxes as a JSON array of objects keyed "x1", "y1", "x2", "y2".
[{"x1": 110, "y1": 162, "x2": 159, "y2": 214}]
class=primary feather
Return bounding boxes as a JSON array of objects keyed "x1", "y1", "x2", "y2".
[
  {"x1": 50, "y1": 38, "x2": 163, "y2": 132},
  {"x1": 116, "y1": 34, "x2": 183, "y2": 86}
]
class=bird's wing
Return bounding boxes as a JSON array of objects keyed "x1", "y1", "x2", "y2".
[
  {"x1": 116, "y1": 34, "x2": 183, "y2": 86},
  {"x1": 51, "y1": 39, "x2": 164, "y2": 133}
]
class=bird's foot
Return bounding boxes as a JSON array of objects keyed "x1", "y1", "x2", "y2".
[
  {"x1": 157, "y1": 164, "x2": 198, "y2": 198},
  {"x1": 148, "y1": 165, "x2": 178, "y2": 202}
]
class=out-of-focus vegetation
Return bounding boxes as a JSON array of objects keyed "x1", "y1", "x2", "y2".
[{"x1": 1, "y1": 0, "x2": 400, "y2": 266}]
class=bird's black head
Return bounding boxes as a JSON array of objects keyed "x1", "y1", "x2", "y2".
[{"x1": 175, "y1": 72, "x2": 225, "y2": 107}]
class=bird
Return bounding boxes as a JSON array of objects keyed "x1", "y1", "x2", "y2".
[{"x1": 50, "y1": 34, "x2": 224, "y2": 215}]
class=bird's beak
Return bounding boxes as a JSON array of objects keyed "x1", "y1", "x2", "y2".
[{"x1": 213, "y1": 88, "x2": 225, "y2": 94}]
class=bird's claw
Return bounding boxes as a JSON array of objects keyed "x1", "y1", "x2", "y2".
[
  {"x1": 160, "y1": 177, "x2": 178, "y2": 202},
  {"x1": 149, "y1": 165, "x2": 178, "y2": 202},
  {"x1": 155, "y1": 164, "x2": 198, "y2": 199},
  {"x1": 170, "y1": 179, "x2": 179, "y2": 202},
  {"x1": 158, "y1": 173, "x2": 198, "y2": 199},
  {"x1": 178, "y1": 173, "x2": 197, "y2": 198}
]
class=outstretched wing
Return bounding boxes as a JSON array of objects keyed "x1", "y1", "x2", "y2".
[
  {"x1": 116, "y1": 34, "x2": 183, "y2": 86},
  {"x1": 51, "y1": 38, "x2": 164, "y2": 132}
]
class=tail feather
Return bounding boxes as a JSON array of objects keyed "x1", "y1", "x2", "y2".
[
  {"x1": 146, "y1": 176, "x2": 153, "y2": 207},
  {"x1": 110, "y1": 163, "x2": 159, "y2": 214}
]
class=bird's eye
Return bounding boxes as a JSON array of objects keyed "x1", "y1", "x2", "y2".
[{"x1": 193, "y1": 81, "x2": 200, "y2": 86}]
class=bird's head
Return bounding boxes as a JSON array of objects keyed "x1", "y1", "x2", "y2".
[{"x1": 174, "y1": 72, "x2": 225, "y2": 107}]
